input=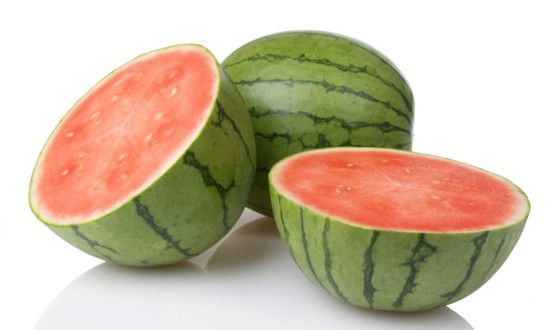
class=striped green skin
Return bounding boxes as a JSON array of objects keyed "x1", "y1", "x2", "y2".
[
  {"x1": 270, "y1": 182, "x2": 528, "y2": 312},
  {"x1": 31, "y1": 52, "x2": 256, "y2": 267},
  {"x1": 223, "y1": 31, "x2": 414, "y2": 216}
]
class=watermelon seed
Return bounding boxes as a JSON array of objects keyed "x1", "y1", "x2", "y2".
[
  {"x1": 61, "y1": 169, "x2": 70, "y2": 176},
  {"x1": 65, "y1": 131, "x2": 74, "y2": 138},
  {"x1": 431, "y1": 195, "x2": 441, "y2": 200},
  {"x1": 118, "y1": 153, "x2": 126, "y2": 161},
  {"x1": 119, "y1": 173, "x2": 128, "y2": 180},
  {"x1": 170, "y1": 87, "x2": 178, "y2": 96},
  {"x1": 144, "y1": 133, "x2": 153, "y2": 143},
  {"x1": 404, "y1": 168, "x2": 411, "y2": 173},
  {"x1": 154, "y1": 112, "x2": 164, "y2": 121},
  {"x1": 346, "y1": 163, "x2": 356, "y2": 167},
  {"x1": 111, "y1": 95, "x2": 119, "y2": 102}
]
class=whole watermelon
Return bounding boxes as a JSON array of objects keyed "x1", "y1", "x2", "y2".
[{"x1": 223, "y1": 31, "x2": 414, "y2": 216}]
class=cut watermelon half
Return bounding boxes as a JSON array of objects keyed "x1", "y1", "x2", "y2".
[
  {"x1": 32, "y1": 45, "x2": 218, "y2": 224},
  {"x1": 29, "y1": 44, "x2": 256, "y2": 266},
  {"x1": 269, "y1": 147, "x2": 529, "y2": 311},
  {"x1": 271, "y1": 147, "x2": 528, "y2": 233}
]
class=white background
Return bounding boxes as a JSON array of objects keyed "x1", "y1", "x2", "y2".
[{"x1": 1, "y1": 1, "x2": 548, "y2": 329}]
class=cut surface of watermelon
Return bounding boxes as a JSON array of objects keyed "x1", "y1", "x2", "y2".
[
  {"x1": 31, "y1": 45, "x2": 218, "y2": 225},
  {"x1": 270, "y1": 148, "x2": 529, "y2": 233}
]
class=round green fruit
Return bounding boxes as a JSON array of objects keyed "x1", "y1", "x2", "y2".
[{"x1": 223, "y1": 30, "x2": 414, "y2": 216}]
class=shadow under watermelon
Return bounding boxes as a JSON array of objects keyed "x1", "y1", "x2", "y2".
[
  {"x1": 35, "y1": 214, "x2": 473, "y2": 330},
  {"x1": 204, "y1": 216, "x2": 474, "y2": 330}
]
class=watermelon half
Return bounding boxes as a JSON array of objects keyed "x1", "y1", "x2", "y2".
[
  {"x1": 29, "y1": 44, "x2": 256, "y2": 267},
  {"x1": 223, "y1": 30, "x2": 414, "y2": 217},
  {"x1": 269, "y1": 147, "x2": 529, "y2": 311}
]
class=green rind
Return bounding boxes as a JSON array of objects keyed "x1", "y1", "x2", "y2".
[
  {"x1": 223, "y1": 31, "x2": 415, "y2": 216},
  {"x1": 31, "y1": 45, "x2": 256, "y2": 267},
  {"x1": 270, "y1": 177, "x2": 528, "y2": 312}
]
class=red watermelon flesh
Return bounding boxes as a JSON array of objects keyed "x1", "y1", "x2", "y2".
[
  {"x1": 31, "y1": 45, "x2": 218, "y2": 225},
  {"x1": 271, "y1": 148, "x2": 529, "y2": 233}
]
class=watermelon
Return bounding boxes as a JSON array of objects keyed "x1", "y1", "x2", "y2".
[
  {"x1": 269, "y1": 147, "x2": 529, "y2": 311},
  {"x1": 223, "y1": 30, "x2": 414, "y2": 216},
  {"x1": 28, "y1": 44, "x2": 256, "y2": 267}
]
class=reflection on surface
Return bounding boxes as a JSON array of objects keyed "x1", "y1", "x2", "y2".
[
  {"x1": 204, "y1": 217, "x2": 474, "y2": 330},
  {"x1": 35, "y1": 262, "x2": 213, "y2": 329},
  {"x1": 36, "y1": 212, "x2": 473, "y2": 330}
]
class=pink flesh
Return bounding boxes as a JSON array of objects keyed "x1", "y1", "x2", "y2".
[
  {"x1": 32, "y1": 46, "x2": 217, "y2": 224},
  {"x1": 274, "y1": 149, "x2": 527, "y2": 232}
]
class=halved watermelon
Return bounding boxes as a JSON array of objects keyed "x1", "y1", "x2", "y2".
[
  {"x1": 269, "y1": 147, "x2": 529, "y2": 311},
  {"x1": 29, "y1": 44, "x2": 256, "y2": 267}
]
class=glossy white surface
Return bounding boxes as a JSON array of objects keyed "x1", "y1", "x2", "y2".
[
  {"x1": 1, "y1": 1, "x2": 548, "y2": 329},
  {"x1": 35, "y1": 211, "x2": 474, "y2": 330}
]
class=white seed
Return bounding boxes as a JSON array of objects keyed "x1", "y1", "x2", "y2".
[
  {"x1": 154, "y1": 112, "x2": 164, "y2": 121},
  {"x1": 65, "y1": 131, "x2": 74, "y2": 138},
  {"x1": 431, "y1": 195, "x2": 441, "y2": 200},
  {"x1": 119, "y1": 173, "x2": 128, "y2": 180},
  {"x1": 170, "y1": 87, "x2": 178, "y2": 96},
  {"x1": 118, "y1": 153, "x2": 126, "y2": 161},
  {"x1": 144, "y1": 133, "x2": 153, "y2": 143},
  {"x1": 168, "y1": 71, "x2": 177, "y2": 79},
  {"x1": 111, "y1": 94, "x2": 119, "y2": 102},
  {"x1": 404, "y1": 168, "x2": 411, "y2": 173},
  {"x1": 61, "y1": 169, "x2": 70, "y2": 176},
  {"x1": 346, "y1": 163, "x2": 356, "y2": 167}
]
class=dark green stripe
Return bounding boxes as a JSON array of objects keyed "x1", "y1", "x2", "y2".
[
  {"x1": 441, "y1": 232, "x2": 489, "y2": 302},
  {"x1": 133, "y1": 197, "x2": 192, "y2": 257},
  {"x1": 251, "y1": 107, "x2": 411, "y2": 149},
  {"x1": 482, "y1": 237, "x2": 506, "y2": 282},
  {"x1": 213, "y1": 101, "x2": 255, "y2": 168},
  {"x1": 363, "y1": 231, "x2": 380, "y2": 308},
  {"x1": 322, "y1": 218, "x2": 348, "y2": 302},
  {"x1": 182, "y1": 151, "x2": 236, "y2": 232},
  {"x1": 254, "y1": 131, "x2": 293, "y2": 145},
  {"x1": 276, "y1": 195, "x2": 291, "y2": 242},
  {"x1": 72, "y1": 226, "x2": 117, "y2": 261},
  {"x1": 225, "y1": 52, "x2": 413, "y2": 114},
  {"x1": 250, "y1": 107, "x2": 411, "y2": 134},
  {"x1": 300, "y1": 208, "x2": 323, "y2": 286},
  {"x1": 236, "y1": 78, "x2": 412, "y2": 125},
  {"x1": 393, "y1": 234, "x2": 437, "y2": 309},
  {"x1": 276, "y1": 195, "x2": 299, "y2": 265}
]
